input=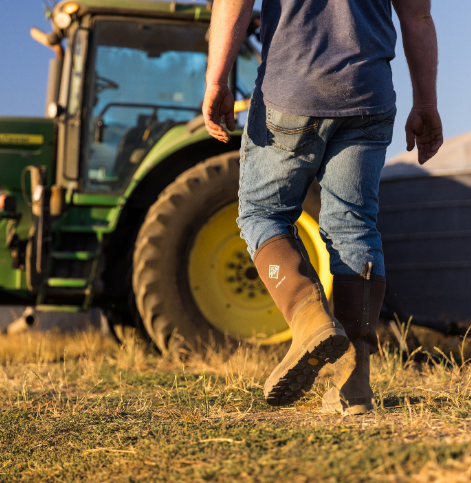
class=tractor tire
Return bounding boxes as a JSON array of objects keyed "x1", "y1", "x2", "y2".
[
  {"x1": 132, "y1": 152, "x2": 332, "y2": 355},
  {"x1": 106, "y1": 263, "x2": 155, "y2": 351},
  {"x1": 105, "y1": 309, "x2": 149, "y2": 349}
]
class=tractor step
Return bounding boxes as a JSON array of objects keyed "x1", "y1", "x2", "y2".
[
  {"x1": 46, "y1": 278, "x2": 88, "y2": 288},
  {"x1": 43, "y1": 288, "x2": 91, "y2": 297},
  {"x1": 36, "y1": 305, "x2": 84, "y2": 313},
  {"x1": 57, "y1": 225, "x2": 109, "y2": 233},
  {"x1": 51, "y1": 251, "x2": 96, "y2": 261}
]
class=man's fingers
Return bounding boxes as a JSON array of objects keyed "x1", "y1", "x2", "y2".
[
  {"x1": 405, "y1": 108, "x2": 443, "y2": 164},
  {"x1": 431, "y1": 136, "x2": 443, "y2": 152},
  {"x1": 406, "y1": 128, "x2": 416, "y2": 152},
  {"x1": 205, "y1": 122, "x2": 230, "y2": 142},
  {"x1": 205, "y1": 116, "x2": 230, "y2": 142},
  {"x1": 207, "y1": 128, "x2": 230, "y2": 142},
  {"x1": 225, "y1": 110, "x2": 236, "y2": 132},
  {"x1": 205, "y1": 116, "x2": 224, "y2": 132},
  {"x1": 202, "y1": 85, "x2": 235, "y2": 142},
  {"x1": 416, "y1": 131, "x2": 443, "y2": 164},
  {"x1": 417, "y1": 143, "x2": 440, "y2": 164},
  {"x1": 204, "y1": 106, "x2": 234, "y2": 142}
]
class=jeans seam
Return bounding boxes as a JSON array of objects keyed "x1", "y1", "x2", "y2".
[
  {"x1": 241, "y1": 100, "x2": 259, "y2": 183},
  {"x1": 267, "y1": 127, "x2": 319, "y2": 152},
  {"x1": 359, "y1": 128, "x2": 393, "y2": 142},
  {"x1": 265, "y1": 107, "x2": 320, "y2": 151},
  {"x1": 359, "y1": 128, "x2": 377, "y2": 141},
  {"x1": 366, "y1": 119, "x2": 395, "y2": 127},
  {"x1": 266, "y1": 121, "x2": 319, "y2": 134},
  {"x1": 239, "y1": 140, "x2": 250, "y2": 187},
  {"x1": 268, "y1": 138, "x2": 318, "y2": 152},
  {"x1": 246, "y1": 101, "x2": 257, "y2": 138}
]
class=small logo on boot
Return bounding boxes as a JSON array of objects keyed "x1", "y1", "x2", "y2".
[{"x1": 269, "y1": 265, "x2": 280, "y2": 279}]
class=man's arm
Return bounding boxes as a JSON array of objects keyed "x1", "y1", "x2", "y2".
[
  {"x1": 203, "y1": 0, "x2": 255, "y2": 143},
  {"x1": 392, "y1": 0, "x2": 443, "y2": 164}
]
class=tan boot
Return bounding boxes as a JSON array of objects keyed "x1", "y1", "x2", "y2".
[
  {"x1": 322, "y1": 263, "x2": 386, "y2": 415},
  {"x1": 254, "y1": 230, "x2": 349, "y2": 406}
]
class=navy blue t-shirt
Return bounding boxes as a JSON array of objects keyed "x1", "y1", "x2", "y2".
[{"x1": 253, "y1": 0, "x2": 397, "y2": 116}]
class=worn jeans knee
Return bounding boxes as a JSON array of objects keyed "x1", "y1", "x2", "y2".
[{"x1": 317, "y1": 108, "x2": 396, "y2": 276}]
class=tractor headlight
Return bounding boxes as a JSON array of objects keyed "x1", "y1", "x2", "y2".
[{"x1": 54, "y1": 12, "x2": 72, "y2": 30}]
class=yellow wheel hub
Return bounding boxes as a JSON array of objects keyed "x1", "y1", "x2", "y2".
[{"x1": 188, "y1": 203, "x2": 332, "y2": 344}]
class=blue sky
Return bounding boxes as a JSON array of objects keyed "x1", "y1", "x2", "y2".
[{"x1": 0, "y1": 0, "x2": 470, "y2": 160}]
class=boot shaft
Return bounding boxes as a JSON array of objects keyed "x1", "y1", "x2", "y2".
[
  {"x1": 333, "y1": 263, "x2": 386, "y2": 350},
  {"x1": 254, "y1": 233, "x2": 320, "y2": 322}
]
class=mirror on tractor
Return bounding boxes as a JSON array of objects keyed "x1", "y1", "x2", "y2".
[{"x1": 94, "y1": 117, "x2": 105, "y2": 143}]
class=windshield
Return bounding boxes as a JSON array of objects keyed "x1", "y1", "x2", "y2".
[{"x1": 82, "y1": 19, "x2": 259, "y2": 194}]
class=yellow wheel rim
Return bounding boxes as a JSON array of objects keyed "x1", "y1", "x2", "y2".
[{"x1": 188, "y1": 203, "x2": 332, "y2": 344}]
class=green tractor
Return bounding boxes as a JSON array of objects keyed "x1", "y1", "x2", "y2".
[{"x1": 0, "y1": 0, "x2": 331, "y2": 353}]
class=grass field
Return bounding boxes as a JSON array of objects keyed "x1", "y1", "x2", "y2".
[{"x1": 1, "y1": 328, "x2": 471, "y2": 482}]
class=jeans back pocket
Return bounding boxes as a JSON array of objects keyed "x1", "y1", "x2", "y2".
[
  {"x1": 361, "y1": 107, "x2": 396, "y2": 142},
  {"x1": 266, "y1": 107, "x2": 319, "y2": 152}
]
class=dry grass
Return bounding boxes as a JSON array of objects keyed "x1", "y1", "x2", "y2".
[{"x1": 0, "y1": 328, "x2": 471, "y2": 482}]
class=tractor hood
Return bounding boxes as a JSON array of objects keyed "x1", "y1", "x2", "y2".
[{"x1": 0, "y1": 117, "x2": 54, "y2": 192}]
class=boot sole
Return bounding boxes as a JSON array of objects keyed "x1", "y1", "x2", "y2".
[
  {"x1": 321, "y1": 397, "x2": 376, "y2": 416},
  {"x1": 264, "y1": 325, "x2": 349, "y2": 407}
]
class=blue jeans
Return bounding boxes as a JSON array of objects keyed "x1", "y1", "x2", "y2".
[{"x1": 237, "y1": 99, "x2": 396, "y2": 277}]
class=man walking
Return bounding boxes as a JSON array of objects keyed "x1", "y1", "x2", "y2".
[{"x1": 203, "y1": 0, "x2": 443, "y2": 414}]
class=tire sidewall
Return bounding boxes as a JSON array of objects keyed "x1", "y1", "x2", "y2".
[{"x1": 134, "y1": 154, "x2": 241, "y2": 350}]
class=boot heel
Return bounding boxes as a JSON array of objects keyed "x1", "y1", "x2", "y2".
[
  {"x1": 264, "y1": 332, "x2": 350, "y2": 407},
  {"x1": 322, "y1": 395, "x2": 375, "y2": 415},
  {"x1": 309, "y1": 328, "x2": 349, "y2": 363}
]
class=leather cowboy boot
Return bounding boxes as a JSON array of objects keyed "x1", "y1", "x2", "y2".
[
  {"x1": 254, "y1": 227, "x2": 349, "y2": 406},
  {"x1": 322, "y1": 262, "x2": 386, "y2": 415}
]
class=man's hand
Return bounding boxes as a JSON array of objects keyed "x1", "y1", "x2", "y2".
[
  {"x1": 405, "y1": 107, "x2": 443, "y2": 164},
  {"x1": 203, "y1": 0, "x2": 254, "y2": 142},
  {"x1": 392, "y1": 0, "x2": 442, "y2": 164},
  {"x1": 203, "y1": 83, "x2": 235, "y2": 143}
]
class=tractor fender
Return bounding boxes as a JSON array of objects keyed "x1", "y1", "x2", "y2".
[
  {"x1": 99, "y1": 127, "x2": 243, "y2": 299},
  {"x1": 108, "y1": 125, "x2": 243, "y2": 232}
]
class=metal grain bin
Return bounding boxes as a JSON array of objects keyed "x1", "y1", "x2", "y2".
[{"x1": 378, "y1": 132, "x2": 471, "y2": 320}]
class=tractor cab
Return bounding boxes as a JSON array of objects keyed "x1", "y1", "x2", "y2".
[{"x1": 42, "y1": 1, "x2": 260, "y2": 195}]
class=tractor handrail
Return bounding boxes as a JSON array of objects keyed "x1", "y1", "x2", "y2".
[{"x1": 97, "y1": 102, "x2": 201, "y2": 118}]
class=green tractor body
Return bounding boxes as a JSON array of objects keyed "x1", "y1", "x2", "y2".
[{"x1": 0, "y1": 0, "x2": 331, "y2": 349}]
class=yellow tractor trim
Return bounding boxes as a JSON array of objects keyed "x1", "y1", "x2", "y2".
[
  {"x1": 234, "y1": 99, "x2": 251, "y2": 114},
  {"x1": 188, "y1": 202, "x2": 332, "y2": 344}
]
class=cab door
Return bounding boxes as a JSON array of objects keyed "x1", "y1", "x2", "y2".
[{"x1": 56, "y1": 27, "x2": 89, "y2": 190}]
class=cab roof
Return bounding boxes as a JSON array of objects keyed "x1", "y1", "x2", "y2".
[{"x1": 54, "y1": 0, "x2": 212, "y2": 22}]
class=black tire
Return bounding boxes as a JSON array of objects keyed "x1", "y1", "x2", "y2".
[
  {"x1": 106, "y1": 262, "x2": 156, "y2": 351},
  {"x1": 133, "y1": 152, "x2": 241, "y2": 354},
  {"x1": 105, "y1": 309, "x2": 148, "y2": 348}
]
